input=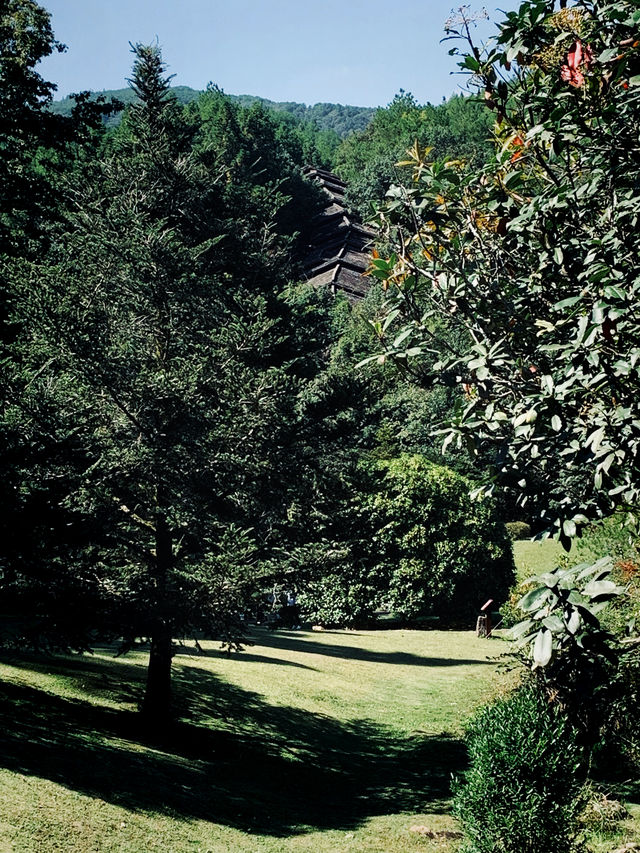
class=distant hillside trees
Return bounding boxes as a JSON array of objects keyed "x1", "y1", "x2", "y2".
[
  {"x1": 232, "y1": 96, "x2": 375, "y2": 137},
  {"x1": 49, "y1": 85, "x2": 495, "y2": 186},
  {"x1": 50, "y1": 86, "x2": 373, "y2": 166},
  {"x1": 334, "y1": 90, "x2": 494, "y2": 217},
  {"x1": 183, "y1": 86, "x2": 330, "y2": 219}
]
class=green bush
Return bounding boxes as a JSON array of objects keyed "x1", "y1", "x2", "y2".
[
  {"x1": 505, "y1": 521, "x2": 532, "y2": 541},
  {"x1": 571, "y1": 517, "x2": 640, "y2": 772},
  {"x1": 453, "y1": 684, "x2": 587, "y2": 853},
  {"x1": 365, "y1": 455, "x2": 515, "y2": 623},
  {"x1": 575, "y1": 517, "x2": 640, "y2": 638},
  {"x1": 575, "y1": 516, "x2": 639, "y2": 567},
  {"x1": 298, "y1": 454, "x2": 515, "y2": 628},
  {"x1": 498, "y1": 578, "x2": 535, "y2": 629},
  {"x1": 594, "y1": 645, "x2": 640, "y2": 776},
  {"x1": 297, "y1": 571, "x2": 378, "y2": 629}
]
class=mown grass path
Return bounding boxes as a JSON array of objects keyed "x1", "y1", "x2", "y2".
[{"x1": 0, "y1": 628, "x2": 508, "y2": 852}]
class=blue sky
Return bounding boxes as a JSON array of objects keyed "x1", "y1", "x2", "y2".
[{"x1": 38, "y1": 1, "x2": 520, "y2": 108}]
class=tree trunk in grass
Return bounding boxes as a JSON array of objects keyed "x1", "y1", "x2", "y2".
[
  {"x1": 142, "y1": 510, "x2": 173, "y2": 726},
  {"x1": 143, "y1": 619, "x2": 173, "y2": 726}
]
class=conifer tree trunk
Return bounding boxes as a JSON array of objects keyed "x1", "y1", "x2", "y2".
[
  {"x1": 142, "y1": 509, "x2": 173, "y2": 726},
  {"x1": 142, "y1": 619, "x2": 172, "y2": 726}
]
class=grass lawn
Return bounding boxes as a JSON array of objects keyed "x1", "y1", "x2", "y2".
[
  {"x1": 513, "y1": 537, "x2": 566, "y2": 580},
  {"x1": 0, "y1": 628, "x2": 509, "y2": 853},
  {"x1": 0, "y1": 626, "x2": 637, "y2": 852}
]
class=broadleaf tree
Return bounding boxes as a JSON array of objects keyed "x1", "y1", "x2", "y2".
[{"x1": 363, "y1": 0, "x2": 640, "y2": 546}]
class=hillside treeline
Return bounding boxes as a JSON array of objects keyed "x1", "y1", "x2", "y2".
[{"x1": 51, "y1": 81, "x2": 495, "y2": 183}]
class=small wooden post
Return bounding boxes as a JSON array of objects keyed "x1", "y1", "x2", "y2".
[{"x1": 476, "y1": 599, "x2": 494, "y2": 638}]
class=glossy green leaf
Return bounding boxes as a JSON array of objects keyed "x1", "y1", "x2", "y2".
[{"x1": 533, "y1": 629, "x2": 553, "y2": 668}]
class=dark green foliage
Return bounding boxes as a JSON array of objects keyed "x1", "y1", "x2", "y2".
[
  {"x1": 0, "y1": 1, "x2": 117, "y2": 646},
  {"x1": 321, "y1": 285, "x2": 466, "y2": 468},
  {"x1": 512, "y1": 560, "x2": 625, "y2": 756},
  {"x1": 52, "y1": 86, "x2": 372, "y2": 157},
  {"x1": 183, "y1": 86, "x2": 327, "y2": 245},
  {"x1": 0, "y1": 0, "x2": 117, "y2": 254},
  {"x1": 571, "y1": 518, "x2": 640, "y2": 772},
  {"x1": 576, "y1": 516, "x2": 640, "y2": 570},
  {"x1": 335, "y1": 91, "x2": 494, "y2": 217},
  {"x1": 3, "y1": 41, "x2": 322, "y2": 723},
  {"x1": 363, "y1": 455, "x2": 514, "y2": 623},
  {"x1": 499, "y1": 577, "x2": 536, "y2": 630},
  {"x1": 362, "y1": 0, "x2": 640, "y2": 541},
  {"x1": 505, "y1": 521, "x2": 532, "y2": 540},
  {"x1": 514, "y1": 560, "x2": 623, "y2": 671},
  {"x1": 597, "y1": 645, "x2": 640, "y2": 775},
  {"x1": 575, "y1": 517, "x2": 640, "y2": 640},
  {"x1": 453, "y1": 683, "x2": 587, "y2": 853},
  {"x1": 298, "y1": 571, "x2": 379, "y2": 629},
  {"x1": 282, "y1": 284, "x2": 508, "y2": 628},
  {"x1": 126, "y1": 42, "x2": 174, "y2": 113},
  {"x1": 298, "y1": 452, "x2": 515, "y2": 628},
  {"x1": 0, "y1": 0, "x2": 63, "y2": 250},
  {"x1": 508, "y1": 551, "x2": 639, "y2": 775}
]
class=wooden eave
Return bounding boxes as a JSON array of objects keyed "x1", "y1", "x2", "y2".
[{"x1": 300, "y1": 167, "x2": 377, "y2": 301}]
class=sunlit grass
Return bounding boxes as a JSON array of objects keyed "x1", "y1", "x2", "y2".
[
  {"x1": 0, "y1": 626, "x2": 636, "y2": 852},
  {"x1": 0, "y1": 629, "x2": 506, "y2": 853},
  {"x1": 513, "y1": 537, "x2": 566, "y2": 580}
]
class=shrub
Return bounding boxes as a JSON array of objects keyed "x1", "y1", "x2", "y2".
[
  {"x1": 499, "y1": 578, "x2": 534, "y2": 629},
  {"x1": 299, "y1": 454, "x2": 515, "y2": 628},
  {"x1": 576, "y1": 517, "x2": 640, "y2": 638},
  {"x1": 365, "y1": 455, "x2": 515, "y2": 624},
  {"x1": 578, "y1": 784, "x2": 629, "y2": 834},
  {"x1": 594, "y1": 645, "x2": 640, "y2": 776},
  {"x1": 505, "y1": 521, "x2": 532, "y2": 541},
  {"x1": 297, "y1": 571, "x2": 378, "y2": 628},
  {"x1": 575, "y1": 516, "x2": 640, "y2": 567},
  {"x1": 453, "y1": 683, "x2": 588, "y2": 853}
]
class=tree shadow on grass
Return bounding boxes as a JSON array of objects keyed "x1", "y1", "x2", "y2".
[
  {"x1": 0, "y1": 651, "x2": 467, "y2": 837},
  {"x1": 175, "y1": 641, "x2": 320, "y2": 671},
  {"x1": 229, "y1": 627, "x2": 498, "y2": 668}
]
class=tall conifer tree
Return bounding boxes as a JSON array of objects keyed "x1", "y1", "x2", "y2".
[{"x1": 10, "y1": 44, "x2": 303, "y2": 725}]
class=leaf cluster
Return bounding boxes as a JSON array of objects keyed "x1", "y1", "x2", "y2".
[{"x1": 513, "y1": 558, "x2": 624, "y2": 668}]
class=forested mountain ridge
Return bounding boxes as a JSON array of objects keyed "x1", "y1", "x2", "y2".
[{"x1": 50, "y1": 85, "x2": 376, "y2": 136}]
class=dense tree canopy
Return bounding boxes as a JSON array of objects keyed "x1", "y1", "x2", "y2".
[
  {"x1": 0, "y1": 0, "x2": 531, "y2": 729},
  {"x1": 364, "y1": 0, "x2": 640, "y2": 544},
  {"x1": 51, "y1": 87, "x2": 374, "y2": 146},
  {"x1": 2, "y1": 39, "x2": 333, "y2": 723},
  {"x1": 334, "y1": 90, "x2": 494, "y2": 218},
  {"x1": 0, "y1": 0, "x2": 117, "y2": 253}
]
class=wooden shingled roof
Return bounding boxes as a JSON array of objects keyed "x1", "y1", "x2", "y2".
[{"x1": 301, "y1": 166, "x2": 376, "y2": 301}]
